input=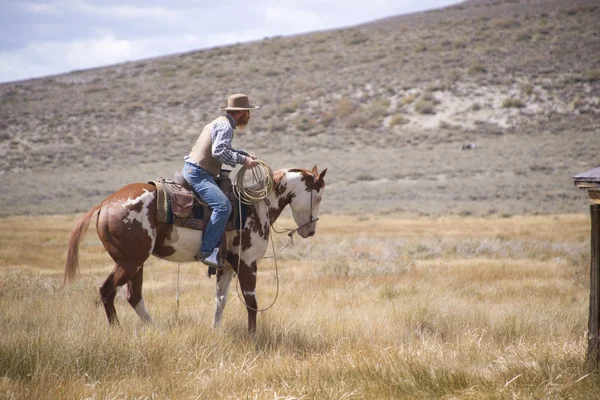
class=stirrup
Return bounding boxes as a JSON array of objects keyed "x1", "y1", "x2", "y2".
[
  {"x1": 201, "y1": 247, "x2": 221, "y2": 268},
  {"x1": 203, "y1": 247, "x2": 222, "y2": 278}
]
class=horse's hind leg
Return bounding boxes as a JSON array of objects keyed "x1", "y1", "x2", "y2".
[
  {"x1": 100, "y1": 264, "x2": 135, "y2": 325},
  {"x1": 127, "y1": 265, "x2": 152, "y2": 323}
]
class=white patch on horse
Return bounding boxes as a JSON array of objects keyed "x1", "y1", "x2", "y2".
[
  {"x1": 245, "y1": 227, "x2": 269, "y2": 261},
  {"x1": 285, "y1": 171, "x2": 303, "y2": 182},
  {"x1": 134, "y1": 299, "x2": 152, "y2": 323},
  {"x1": 243, "y1": 290, "x2": 256, "y2": 297},
  {"x1": 122, "y1": 189, "x2": 156, "y2": 251},
  {"x1": 160, "y1": 226, "x2": 203, "y2": 262}
]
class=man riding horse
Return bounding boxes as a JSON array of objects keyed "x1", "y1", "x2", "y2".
[
  {"x1": 182, "y1": 94, "x2": 260, "y2": 270},
  {"x1": 64, "y1": 93, "x2": 327, "y2": 331}
]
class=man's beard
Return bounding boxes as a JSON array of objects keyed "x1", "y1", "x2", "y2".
[{"x1": 236, "y1": 121, "x2": 248, "y2": 134}]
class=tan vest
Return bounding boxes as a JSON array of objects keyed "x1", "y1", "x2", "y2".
[{"x1": 188, "y1": 116, "x2": 230, "y2": 176}]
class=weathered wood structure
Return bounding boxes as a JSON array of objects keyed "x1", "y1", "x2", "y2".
[{"x1": 573, "y1": 167, "x2": 600, "y2": 371}]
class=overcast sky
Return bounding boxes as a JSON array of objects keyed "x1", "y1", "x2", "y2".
[{"x1": 0, "y1": 0, "x2": 462, "y2": 84}]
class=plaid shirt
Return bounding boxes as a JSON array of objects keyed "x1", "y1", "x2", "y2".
[{"x1": 211, "y1": 114, "x2": 248, "y2": 167}]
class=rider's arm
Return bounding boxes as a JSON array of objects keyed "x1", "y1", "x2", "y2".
[{"x1": 210, "y1": 121, "x2": 246, "y2": 167}]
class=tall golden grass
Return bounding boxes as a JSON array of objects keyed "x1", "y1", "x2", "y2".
[{"x1": 1, "y1": 213, "x2": 599, "y2": 399}]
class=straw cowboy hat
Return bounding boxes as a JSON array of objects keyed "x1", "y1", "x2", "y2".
[{"x1": 220, "y1": 93, "x2": 261, "y2": 111}]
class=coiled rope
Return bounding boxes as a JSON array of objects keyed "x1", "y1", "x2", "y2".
[
  {"x1": 234, "y1": 160, "x2": 274, "y2": 205},
  {"x1": 232, "y1": 160, "x2": 281, "y2": 312}
]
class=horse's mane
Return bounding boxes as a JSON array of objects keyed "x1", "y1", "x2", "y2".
[
  {"x1": 272, "y1": 168, "x2": 325, "y2": 192},
  {"x1": 273, "y1": 168, "x2": 312, "y2": 184}
]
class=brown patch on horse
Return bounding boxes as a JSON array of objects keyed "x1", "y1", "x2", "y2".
[
  {"x1": 301, "y1": 172, "x2": 325, "y2": 192},
  {"x1": 153, "y1": 222, "x2": 176, "y2": 258},
  {"x1": 241, "y1": 228, "x2": 253, "y2": 251},
  {"x1": 247, "y1": 206, "x2": 268, "y2": 240},
  {"x1": 274, "y1": 175, "x2": 287, "y2": 197},
  {"x1": 231, "y1": 227, "x2": 254, "y2": 251},
  {"x1": 97, "y1": 183, "x2": 156, "y2": 269},
  {"x1": 225, "y1": 252, "x2": 256, "y2": 274},
  {"x1": 268, "y1": 192, "x2": 295, "y2": 223},
  {"x1": 124, "y1": 197, "x2": 144, "y2": 213},
  {"x1": 288, "y1": 167, "x2": 327, "y2": 192}
]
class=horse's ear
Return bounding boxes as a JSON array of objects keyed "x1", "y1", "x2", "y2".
[
  {"x1": 311, "y1": 165, "x2": 318, "y2": 175},
  {"x1": 319, "y1": 168, "x2": 327, "y2": 180}
]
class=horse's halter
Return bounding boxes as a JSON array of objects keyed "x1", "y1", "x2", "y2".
[
  {"x1": 296, "y1": 189, "x2": 318, "y2": 230},
  {"x1": 265, "y1": 188, "x2": 318, "y2": 235}
]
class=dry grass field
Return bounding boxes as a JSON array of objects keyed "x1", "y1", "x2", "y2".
[{"x1": 1, "y1": 213, "x2": 599, "y2": 399}]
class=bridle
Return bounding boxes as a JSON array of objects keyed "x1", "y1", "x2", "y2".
[
  {"x1": 232, "y1": 173, "x2": 320, "y2": 312},
  {"x1": 269, "y1": 188, "x2": 318, "y2": 238}
]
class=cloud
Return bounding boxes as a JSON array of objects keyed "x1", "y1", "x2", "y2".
[
  {"x1": 264, "y1": 7, "x2": 322, "y2": 28},
  {"x1": 0, "y1": 30, "x2": 270, "y2": 82},
  {"x1": 24, "y1": 0, "x2": 183, "y2": 23},
  {"x1": 22, "y1": 2, "x2": 65, "y2": 16},
  {"x1": 1, "y1": 0, "x2": 463, "y2": 82}
]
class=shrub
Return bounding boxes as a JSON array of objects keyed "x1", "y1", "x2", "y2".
[
  {"x1": 83, "y1": 85, "x2": 105, "y2": 94},
  {"x1": 468, "y1": 61, "x2": 487, "y2": 75},
  {"x1": 488, "y1": 18, "x2": 520, "y2": 29},
  {"x1": 419, "y1": 91, "x2": 440, "y2": 105},
  {"x1": 520, "y1": 83, "x2": 534, "y2": 95},
  {"x1": 344, "y1": 31, "x2": 369, "y2": 46},
  {"x1": 389, "y1": 113, "x2": 409, "y2": 126},
  {"x1": 277, "y1": 98, "x2": 303, "y2": 115},
  {"x1": 345, "y1": 112, "x2": 378, "y2": 129},
  {"x1": 334, "y1": 98, "x2": 356, "y2": 118},
  {"x1": 414, "y1": 43, "x2": 428, "y2": 53},
  {"x1": 119, "y1": 102, "x2": 145, "y2": 114},
  {"x1": 502, "y1": 98, "x2": 526, "y2": 108},
  {"x1": 319, "y1": 111, "x2": 335, "y2": 127},
  {"x1": 187, "y1": 65, "x2": 203, "y2": 77},
  {"x1": 367, "y1": 99, "x2": 391, "y2": 118},
  {"x1": 401, "y1": 94, "x2": 417, "y2": 105},
  {"x1": 585, "y1": 69, "x2": 600, "y2": 82},
  {"x1": 292, "y1": 115, "x2": 316, "y2": 132},
  {"x1": 426, "y1": 82, "x2": 449, "y2": 92},
  {"x1": 572, "y1": 97, "x2": 586, "y2": 110},
  {"x1": 414, "y1": 99, "x2": 436, "y2": 115},
  {"x1": 515, "y1": 31, "x2": 532, "y2": 41}
]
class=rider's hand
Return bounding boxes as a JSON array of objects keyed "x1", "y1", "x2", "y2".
[{"x1": 243, "y1": 156, "x2": 258, "y2": 169}]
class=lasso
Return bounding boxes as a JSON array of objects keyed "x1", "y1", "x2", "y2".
[{"x1": 232, "y1": 160, "x2": 281, "y2": 312}]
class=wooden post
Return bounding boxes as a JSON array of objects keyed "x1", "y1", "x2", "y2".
[
  {"x1": 589, "y1": 204, "x2": 600, "y2": 371},
  {"x1": 573, "y1": 167, "x2": 600, "y2": 371}
]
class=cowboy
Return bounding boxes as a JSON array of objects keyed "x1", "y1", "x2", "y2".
[{"x1": 182, "y1": 93, "x2": 260, "y2": 268}]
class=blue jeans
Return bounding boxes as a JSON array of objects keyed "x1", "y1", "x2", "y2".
[{"x1": 182, "y1": 162, "x2": 232, "y2": 254}]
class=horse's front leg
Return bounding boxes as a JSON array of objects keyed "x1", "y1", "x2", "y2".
[
  {"x1": 213, "y1": 266, "x2": 234, "y2": 328},
  {"x1": 238, "y1": 259, "x2": 258, "y2": 333}
]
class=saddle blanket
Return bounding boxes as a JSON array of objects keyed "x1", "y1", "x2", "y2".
[{"x1": 149, "y1": 177, "x2": 247, "y2": 231}]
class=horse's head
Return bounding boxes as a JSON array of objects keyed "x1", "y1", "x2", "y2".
[{"x1": 287, "y1": 165, "x2": 327, "y2": 238}]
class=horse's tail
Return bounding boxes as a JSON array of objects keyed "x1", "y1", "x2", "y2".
[{"x1": 64, "y1": 203, "x2": 102, "y2": 284}]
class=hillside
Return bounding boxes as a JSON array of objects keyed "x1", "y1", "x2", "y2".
[{"x1": 0, "y1": 0, "x2": 599, "y2": 217}]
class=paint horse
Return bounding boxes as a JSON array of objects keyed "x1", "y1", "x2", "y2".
[{"x1": 65, "y1": 166, "x2": 327, "y2": 332}]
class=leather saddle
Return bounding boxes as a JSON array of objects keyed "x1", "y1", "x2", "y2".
[{"x1": 149, "y1": 170, "x2": 243, "y2": 232}]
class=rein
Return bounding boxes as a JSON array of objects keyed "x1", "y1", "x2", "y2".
[
  {"x1": 174, "y1": 165, "x2": 317, "y2": 315},
  {"x1": 232, "y1": 163, "x2": 280, "y2": 313},
  {"x1": 231, "y1": 164, "x2": 318, "y2": 313},
  {"x1": 266, "y1": 190, "x2": 318, "y2": 258}
]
